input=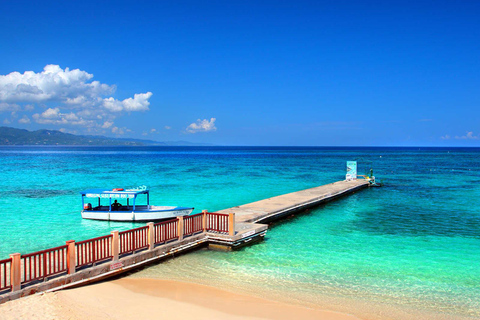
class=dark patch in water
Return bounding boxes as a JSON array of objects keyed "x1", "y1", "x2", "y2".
[
  {"x1": 294, "y1": 173, "x2": 316, "y2": 180},
  {"x1": 245, "y1": 171, "x2": 267, "y2": 178},
  {"x1": 150, "y1": 184, "x2": 181, "y2": 190},
  {"x1": 350, "y1": 205, "x2": 480, "y2": 239},
  {"x1": 150, "y1": 166, "x2": 174, "y2": 173},
  {"x1": 65, "y1": 168, "x2": 96, "y2": 174},
  {"x1": 99, "y1": 176, "x2": 116, "y2": 181},
  {"x1": 183, "y1": 166, "x2": 208, "y2": 173},
  {"x1": 11, "y1": 189, "x2": 74, "y2": 198}
]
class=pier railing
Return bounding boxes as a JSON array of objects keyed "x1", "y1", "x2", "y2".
[
  {"x1": 0, "y1": 258, "x2": 11, "y2": 291},
  {"x1": 76, "y1": 235, "x2": 113, "y2": 267},
  {"x1": 21, "y1": 245, "x2": 68, "y2": 284},
  {"x1": 205, "y1": 212, "x2": 230, "y2": 234},
  {"x1": 153, "y1": 219, "x2": 179, "y2": 245},
  {"x1": 119, "y1": 226, "x2": 149, "y2": 255},
  {"x1": 184, "y1": 213, "x2": 204, "y2": 236},
  {"x1": 2, "y1": 211, "x2": 234, "y2": 294}
]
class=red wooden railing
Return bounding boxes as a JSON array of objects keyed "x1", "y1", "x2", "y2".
[
  {"x1": 184, "y1": 213, "x2": 204, "y2": 236},
  {"x1": 205, "y1": 212, "x2": 229, "y2": 233},
  {"x1": 1, "y1": 211, "x2": 236, "y2": 294},
  {"x1": 154, "y1": 219, "x2": 178, "y2": 245},
  {"x1": 0, "y1": 258, "x2": 11, "y2": 291},
  {"x1": 76, "y1": 235, "x2": 113, "y2": 267},
  {"x1": 21, "y1": 245, "x2": 68, "y2": 284},
  {"x1": 119, "y1": 226, "x2": 149, "y2": 254}
]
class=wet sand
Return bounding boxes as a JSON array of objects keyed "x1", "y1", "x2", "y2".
[{"x1": 0, "y1": 278, "x2": 361, "y2": 320}]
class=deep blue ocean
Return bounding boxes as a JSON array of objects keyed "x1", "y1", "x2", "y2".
[{"x1": 0, "y1": 146, "x2": 478, "y2": 319}]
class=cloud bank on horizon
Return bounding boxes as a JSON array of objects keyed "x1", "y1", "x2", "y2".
[
  {"x1": 0, "y1": 64, "x2": 152, "y2": 135},
  {"x1": 441, "y1": 132, "x2": 479, "y2": 141},
  {"x1": 0, "y1": 65, "x2": 217, "y2": 138}
]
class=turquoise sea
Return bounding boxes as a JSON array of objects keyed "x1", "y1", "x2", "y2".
[{"x1": 0, "y1": 146, "x2": 479, "y2": 319}]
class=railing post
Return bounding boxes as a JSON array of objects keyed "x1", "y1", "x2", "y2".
[
  {"x1": 9, "y1": 253, "x2": 21, "y2": 292},
  {"x1": 229, "y1": 212, "x2": 235, "y2": 236},
  {"x1": 66, "y1": 240, "x2": 76, "y2": 274},
  {"x1": 178, "y1": 216, "x2": 184, "y2": 241},
  {"x1": 147, "y1": 222, "x2": 154, "y2": 250},
  {"x1": 43, "y1": 252, "x2": 47, "y2": 279},
  {"x1": 202, "y1": 210, "x2": 208, "y2": 232},
  {"x1": 111, "y1": 230, "x2": 119, "y2": 261},
  {"x1": 92, "y1": 239, "x2": 97, "y2": 264}
]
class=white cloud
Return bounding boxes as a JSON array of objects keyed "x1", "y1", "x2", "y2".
[
  {"x1": 24, "y1": 104, "x2": 34, "y2": 111},
  {"x1": 443, "y1": 132, "x2": 480, "y2": 140},
  {"x1": 186, "y1": 118, "x2": 217, "y2": 133},
  {"x1": 122, "y1": 93, "x2": 152, "y2": 112},
  {"x1": 102, "y1": 97, "x2": 124, "y2": 112},
  {"x1": 164, "y1": 126, "x2": 171, "y2": 130},
  {"x1": 0, "y1": 64, "x2": 113, "y2": 103},
  {"x1": 0, "y1": 65, "x2": 152, "y2": 130},
  {"x1": 42, "y1": 107, "x2": 61, "y2": 119},
  {"x1": 101, "y1": 92, "x2": 151, "y2": 113},
  {"x1": 32, "y1": 108, "x2": 92, "y2": 126},
  {"x1": 143, "y1": 128, "x2": 159, "y2": 136},
  {"x1": 102, "y1": 121, "x2": 114, "y2": 129},
  {"x1": 3, "y1": 119, "x2": 10, "y2": 124},
  {"x1": 111, "y1": 126, "x2": 129, "y2": 135},
  {"x1": 18, "y1": 115, "x2": 30, "y2": 124},
  {"x1": 455, "y1": 132, "x2": 479, "y2": 140},
  {"x1": 0, "y1": 102, "x2": 20, "y2": 112}
]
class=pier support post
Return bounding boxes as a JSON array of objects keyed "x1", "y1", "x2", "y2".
[
  {"x1": 9, "y1": 253, "x2": 21, "y2": 292},
  {"x1": 178, "y1": 216, "x2": 184, "y2": 241},
  {"x1": 111, "y1": 230, "x2": 119, "y2": 261},
  {"x1": 228, "y1": 213, "x2": 235, "y2": 236},
  {"x1": 66, "y1": 240, "x2": 76, "y2": 274},
  {"x1": 147, "y1": 222, "x2": 154, "y2": 250},
  {"x1": 202, "y1": 210, "x2": 208, "y2": 232}
]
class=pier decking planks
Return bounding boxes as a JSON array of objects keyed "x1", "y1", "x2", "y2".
[{"x1": 218, "y1": 179, "x2": 369, "y2": 225}]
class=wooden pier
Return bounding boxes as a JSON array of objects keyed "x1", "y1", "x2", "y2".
[
  {"x1": 211, "y1": 179, "x2": 369, "y2": 250},
  {"x1": 221, "y1": 179, "x2": 368, "y2": 223},
  {"x1": 0, "y1": 179, "x2": 369, "y2": 303}
]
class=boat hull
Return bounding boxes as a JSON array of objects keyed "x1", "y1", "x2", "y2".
[{"x1": 81, "y1": 206, "x2": 194, "y2": 222}]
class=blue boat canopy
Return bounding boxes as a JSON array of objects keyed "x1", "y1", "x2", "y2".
[{"x1": 80, "y1": 186, "x2": 149, "y2": 199}]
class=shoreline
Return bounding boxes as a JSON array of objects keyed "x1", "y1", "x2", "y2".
[
  {"x1": 0, "y1": 275, "x2": 477, "y2": 320},
  {"x1": 126, "y1": 272, "x2": 478, "y2": 320},
  {"x1": 0, "y1": 278, "x2": 361, "y2": 320}
]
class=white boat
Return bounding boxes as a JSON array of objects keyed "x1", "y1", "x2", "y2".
[{"x1": 80, "y1": 186, "x2": 194, "y2": 222}]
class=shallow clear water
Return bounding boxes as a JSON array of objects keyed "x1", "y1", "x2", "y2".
[{"x1": 1, "y1": 146, "x2": 479, "y2": 318}]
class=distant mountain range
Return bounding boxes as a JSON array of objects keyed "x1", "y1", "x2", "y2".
[{"x1": 0, "y1": 126, "x2": 211, "y2": 146}]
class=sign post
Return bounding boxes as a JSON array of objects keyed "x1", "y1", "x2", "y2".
[{"x1": 346, "y1": 161, "x2": 357, "y2": 180}]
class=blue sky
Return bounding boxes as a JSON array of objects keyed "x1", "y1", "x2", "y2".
[{"x1": 0, "y1": 0, "x2": 479, "y2": 146}]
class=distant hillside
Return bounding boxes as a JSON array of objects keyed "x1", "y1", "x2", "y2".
[
  {"x1": 0, "y1": 127, "x2": 143, "y2": 145},
  {"x1": 0, "y1": 126, "x2": 211, "y2": 146}
]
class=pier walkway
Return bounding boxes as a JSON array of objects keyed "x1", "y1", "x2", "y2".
[
  {"x1": 208, "y1": 179, "x2": 369, "y2": 250},
  {"x1": 0, "y1": 179, "x2": 369, "y2": 303},
  {"x1": 220, "y1": 179, "x2": 368, "y2": 224}
]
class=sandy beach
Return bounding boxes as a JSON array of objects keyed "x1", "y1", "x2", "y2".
[{"x1": 0, "y1": 278, "x2": 360, "y2": 320}]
